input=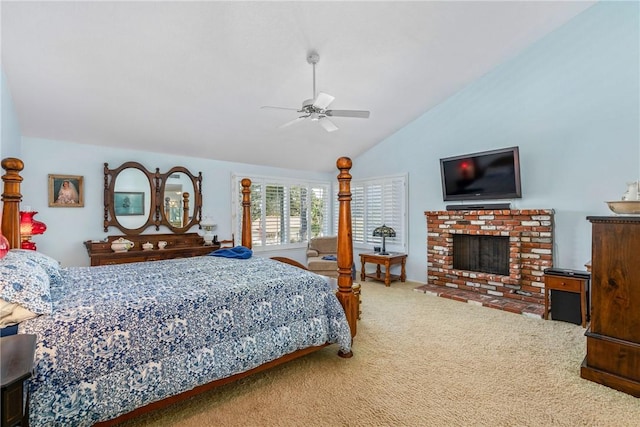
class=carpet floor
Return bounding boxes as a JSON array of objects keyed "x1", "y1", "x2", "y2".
[{"x1": 121, "y1": 281, "x2": 640, "y2": 426}]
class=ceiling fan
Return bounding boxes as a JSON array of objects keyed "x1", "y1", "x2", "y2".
[{"x1": 261, "y1": 51, "x2": 370, "y2": 132}]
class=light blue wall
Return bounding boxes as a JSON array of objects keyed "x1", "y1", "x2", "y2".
[
  {"x1": 352, "y1": 2, "x2": 640, "y2": 282},
  {"x1": 20, "y1": 137, "x2": 332, "y2": 267},
  {"x1": 7, "y1": 2, "x2": 640, "y2": 277},
  {"x1": 1, "y1": 70, "x2": 22, "y2": 159}
]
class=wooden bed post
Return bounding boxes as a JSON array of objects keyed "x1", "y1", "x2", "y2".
[
  {"x1": 241, "y1": 178, "x2": 252, "y2": 249},
  {"x1": 1, "y1": 157, "x2": 24, "y2": 249},
  {"x1": 336, "y1": 157, "x2": 358, "y2": 345},
  {"x1": 182, "y1": 193, "x2": 190, "y2": 227}
]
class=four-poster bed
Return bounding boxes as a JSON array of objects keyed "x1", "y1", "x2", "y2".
[{"x1": 0, "y1": 156, "x2": 358, "y2": 427}]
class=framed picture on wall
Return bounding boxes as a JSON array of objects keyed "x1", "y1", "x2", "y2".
[
  {"x1": 114, "y1": 192, "x2": 145, "y2": 216},
  {"x1": 48, "y1": 174, "x2": 84, "y2": 207}
]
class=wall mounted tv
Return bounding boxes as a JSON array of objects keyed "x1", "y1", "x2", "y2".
[{"x1": 440, "y1": 146, "x2": 522, "y2": 201}]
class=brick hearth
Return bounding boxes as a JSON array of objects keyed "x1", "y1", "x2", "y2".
[
  {"x1": 423, "y1": 209, "x2": 553, "y2": 316},
  {"x1": 414, "y1": 283, "x2": 545, "y2": 318}
]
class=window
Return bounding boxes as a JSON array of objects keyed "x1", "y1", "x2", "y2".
[
  {"x1": 233, "y1": 175, "x2": 331, "y2": 249},
  {"x1": 335, "y1": 174, "x2": 407, "y2": 252}
]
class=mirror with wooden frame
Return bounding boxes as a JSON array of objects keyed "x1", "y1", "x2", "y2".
[
  {"x1": 160, "y1": 167, "x2": 202, "y2": 233},
  {"x1": 103, "y1": 162, "x2": 202, "y2": 235}
]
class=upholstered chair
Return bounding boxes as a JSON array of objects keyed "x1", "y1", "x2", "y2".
[{"x1": 306, "y1": 236, "x2": 338, "y2": 278}]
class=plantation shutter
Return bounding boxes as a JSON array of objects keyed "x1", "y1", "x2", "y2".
[
  {"x1": 351, "y1": 185, "x2": 365, "y2": 243},
  {"x1": 369, "y1": 177, "x2": 405, "y2": 250},
  {"x1": 338, "y1": 175, "x2": 406, "y2": 251},
  {"x1": 233, "y1": 175, "x2": 331, "y2": 249},
  {"x1": 310, "y1": 185, "x2": 330, "y2": 238}
]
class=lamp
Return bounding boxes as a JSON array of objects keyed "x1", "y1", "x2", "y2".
[
  {"x1": 372, "y1": 224, "x2": 395, "y2": 255},
  {"x1": 20, "y1": 210, "x2": 47, "y2": 251},
  {"x1": 200, "y1": 216, "x2": 216, "y2": 246}
]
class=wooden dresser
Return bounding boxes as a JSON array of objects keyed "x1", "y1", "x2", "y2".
[
  {"x1": 84, "y1": 233, "x2": 219, "y2": 266},
  {"x1": 581, "y1": 216, "x2": 640, "y2": 397}
]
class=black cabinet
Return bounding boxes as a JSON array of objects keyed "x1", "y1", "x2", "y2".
[
  {"x1": 543, "y1": 268, "x2": 590, "y2": 328},
  {"x1": 1, "y1": 334, "x2": 37, "y2": 427},
  {"x1": 550, "y1": 289, "x2": 585, "y2": 325}
]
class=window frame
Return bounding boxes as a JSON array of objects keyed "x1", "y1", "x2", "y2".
[
  {"x1": 232, "y1": 174, "x2": 333, "y2": 251},
  {"x1": 335, "y1": 173, "x2": 408, "y2": 253}
]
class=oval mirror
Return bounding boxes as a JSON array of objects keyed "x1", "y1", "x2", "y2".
[
  {"x1": 160, "y1": 167, "x2": 202, "y2": 232},
  {"x1": 103, "y1": 162, "x2": 156, "y2": 234},
  {"x1": 115, "y1": 168, "x2": 153, "y2": 229}
]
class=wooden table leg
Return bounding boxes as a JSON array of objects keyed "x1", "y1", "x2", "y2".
[
  {"x1": 580, "y1": 282, "x2": 587, "y2": 328},
  {"x1": 400, "y1": 258, "x2": 406, "y2": 282},
  {"x1": 384, "y1": 260, "x2": 391, "y2": 286},
  {"x1": 360, "y1": 258, "x2": 366, "y2": 282},
  {"x1": 543, "y1": 288, "x2": 550, "y2": 320},
  {"x1": 376, "y1": 265, "x2": 381, "y2": 280}
]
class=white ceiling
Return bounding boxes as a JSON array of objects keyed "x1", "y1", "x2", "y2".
[{"x1": 1, "y1": 1, "x2": 595, "y2": 172}]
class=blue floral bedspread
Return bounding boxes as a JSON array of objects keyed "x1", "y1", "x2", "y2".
[{"x1": 18, "y1": 256, "x2": 352, "y2": 427}]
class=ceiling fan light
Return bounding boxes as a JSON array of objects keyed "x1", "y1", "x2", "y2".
[
  {"x1": 319, "y1": 118, "x2": 339, "y2": 132},
  {"x1": 262, "y1": 51, "x2": 370, "y2": 132}
]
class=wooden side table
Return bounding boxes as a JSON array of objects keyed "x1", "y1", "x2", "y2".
[
  {"x1": 543, "y1": 270, "x2": 590, "y2": 328},
  {"x1": 1, "y1": 334, "x2": 37, "y2": 427},
  {"x1": 359, "y1": 252, "x2": 407, "y2": 287}
]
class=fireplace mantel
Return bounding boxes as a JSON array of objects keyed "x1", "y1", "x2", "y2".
[{"x1": 425, "y1": 209, "x2": 554, "y2": 304}]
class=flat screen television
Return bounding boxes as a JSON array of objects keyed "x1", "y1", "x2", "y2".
[{"x1": 440, "y1": 146, "x2": 522, "y2": 201}]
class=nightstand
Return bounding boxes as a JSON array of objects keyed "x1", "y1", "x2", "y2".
[
  {"x1": 1, "y1": 334, "x2": 37, "y2": 427},
  {"x1": 543, "y1": 269, "x2": 590, "y2": 328},
  {"x1": 359, "y1": 252, "x2": 407, "y2": 286}
]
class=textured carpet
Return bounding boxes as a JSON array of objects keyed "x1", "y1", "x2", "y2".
[{"x1": 122, "y1": 281, "x2": 640, "y2": 426}]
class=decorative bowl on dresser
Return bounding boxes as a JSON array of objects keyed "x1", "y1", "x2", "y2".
[{"x1": 606, "y1": 200, "x2": 640, "y2": 215}]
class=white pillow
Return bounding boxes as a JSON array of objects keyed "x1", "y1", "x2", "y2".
[
  {"x1": 0, "y1": 298, "x2": 17, "y2": 317},
  {"x1": 0, "y1": 298, "x2": 37, "y2": 327}
]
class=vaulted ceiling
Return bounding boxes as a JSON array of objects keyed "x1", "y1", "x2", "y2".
[{"x1": 1, "y1": 1, "x2": 594, "y2": 172}]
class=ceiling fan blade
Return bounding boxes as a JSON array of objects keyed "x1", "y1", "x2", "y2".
[
  {"x1": 325, "y1": 109, "x2": 370, "y2": 118},
  {"x1": 279, "y1": 116, "x2": 307, "y2": 129},
  {"x1": 313, "y1": 92, "x2": 335, "y2": 110},
  {"x1": 319, "y1": 117, "x2": 338, "y2": 132},
  {"x1": 261, "y1": 106, "x2": 300, "y2": 111}
]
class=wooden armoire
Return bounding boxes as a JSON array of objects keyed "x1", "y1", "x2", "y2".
[{"x1": 581, "y1": 216, "x2": 640, "y2": 396}]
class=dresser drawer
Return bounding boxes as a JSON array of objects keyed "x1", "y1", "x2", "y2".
[
  {"x1": 89, "y1": 246, "x2": 215, "y2": 266},
  {"x1": 545, "y1": 275, "x2": 583, "y2": 292},
  {"x1": 86, "y1": 233, "x2": 218, "y2": 266},
  {"x1": 101, "y1": 256, "x2": 142, "y2": 265}
]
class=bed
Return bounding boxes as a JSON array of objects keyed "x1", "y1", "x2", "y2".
[{"x1": 0, "y1": 156, "x2": 359, "y2": 427}]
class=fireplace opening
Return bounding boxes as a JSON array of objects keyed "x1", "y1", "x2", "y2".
[{"x1": 453, "y1": 234, "x2": 509, "y2": 276}]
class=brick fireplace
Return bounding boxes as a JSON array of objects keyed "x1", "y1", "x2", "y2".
[{"x1": 423, "y1": 209, "x2": 553, "y2": 310}]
